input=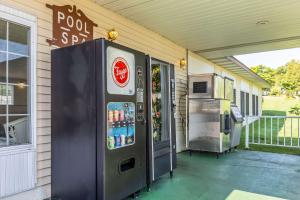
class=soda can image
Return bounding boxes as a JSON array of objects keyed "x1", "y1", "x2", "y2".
[
  {"x1": 108, "y1": 111, "x2": 114, "y2": 123},
  {"x1": 115, "y1": 135, "x2": 121, "y2": 147},
  {"x1": 114, "y1": 110, "x2": 119, "y2": 122},
  {"x1": 119, "y1": 110, "x2": 125, "y2": 121},
  {"x1": 121, "y1": 135, "x2": 126, "y2": 146},
  {"x1": 108, "y1": 136, "x2": 115, "y2": 149}
]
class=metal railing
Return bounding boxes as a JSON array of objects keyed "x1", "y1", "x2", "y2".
[{"x1": 245, "y1": 116, "x2": 300, "y2": 149}]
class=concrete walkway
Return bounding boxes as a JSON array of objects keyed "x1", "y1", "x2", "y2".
[{"x1": 138, "y1": 150, "x2": 300, "y2": 200}]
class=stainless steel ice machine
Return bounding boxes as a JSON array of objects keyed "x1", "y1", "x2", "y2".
[{"x1": 187, "y1": 74, "x2": 231, "y2": 153}]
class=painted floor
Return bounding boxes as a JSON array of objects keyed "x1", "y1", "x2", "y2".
[{"x1": 138, "y1": 150, "x2": 300, "y2": 200}]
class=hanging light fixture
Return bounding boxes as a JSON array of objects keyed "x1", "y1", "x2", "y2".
[
  {"x1": 107, "y1": 28, "x2": 118, "y2": 41},
  {"x1": 180, "y1": 58, "x2": 187, "y2": 70}
]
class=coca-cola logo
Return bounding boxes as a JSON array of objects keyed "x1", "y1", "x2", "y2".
[{"x1": 112, "y1": 57, "x2": 130, "y2": 87}]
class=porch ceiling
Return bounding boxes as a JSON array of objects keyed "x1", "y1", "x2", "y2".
[{"x1": 94, "y1": 0, "x2": 300, "y2": 88}]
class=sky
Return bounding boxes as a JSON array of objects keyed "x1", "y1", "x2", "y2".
[{"x1": 234, "y1": 48, "x2": 300, "y2": 69}]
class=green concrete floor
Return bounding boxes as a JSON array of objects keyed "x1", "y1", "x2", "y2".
[{"x1": 138, "y1": 150, "x2": 300, "y2": 200}]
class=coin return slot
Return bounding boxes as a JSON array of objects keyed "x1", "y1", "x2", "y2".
[{"x1": 120, "y1": 158, "x2": 135, "y2": 172}]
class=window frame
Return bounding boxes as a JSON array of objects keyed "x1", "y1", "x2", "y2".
[{"x1": 0, "y1": 5, "x2": 36, "y2": 152}]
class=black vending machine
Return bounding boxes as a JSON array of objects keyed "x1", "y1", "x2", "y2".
[
  {"x1": 146, "y1": 57, "x2": 177, "y2": 185},
  {"x1": 51, "y1": 38, "x2": 148, "y2": 200}
]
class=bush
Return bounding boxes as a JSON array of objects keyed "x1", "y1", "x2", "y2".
[{"x1": 289, "y1": 105, "x2": 300, "y2": 116}]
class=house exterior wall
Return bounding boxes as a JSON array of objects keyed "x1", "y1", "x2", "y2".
[
  {"x1": 0, "y1": 1, "x2": 187, "y2": 199},
  {"x1": 0, "y1": 1, "x2": 264, "y2": 200}
]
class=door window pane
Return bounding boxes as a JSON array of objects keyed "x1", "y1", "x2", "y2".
[
  {"x1": 0, "y1": 52, "x2": 6, "y2": 83},
  {"x1": 0, "y1": 20, "x2": 6, "y2": 51},
  {"x1": 0, "y1": 84, "x2": 14, "y2": 114},
  {"x1": 8, "y1": 116, "x2": 29, "y2": 145},
  {"x1": 8, "y1": 23, "x2": 29, "y2": 55},
  {"x1": 8, "y1": 54, "x2": 28, "y2": 84},
  {"x1": 9, "y1": 85, "x2": 27, "y2": 114},
  {"x1": 0, "y1": 84, "x2": 13, "y2": 105},
  {"x1": 0, "y1": 116, "x2": 7, "y2": 147}
]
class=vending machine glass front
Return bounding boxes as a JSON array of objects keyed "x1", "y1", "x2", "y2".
[
  {"x1": 107, "y1": 102, "x2": 135, "y2": 150},
  {"x1": 151, "y1": 63, "x2": 170, "y2": 143}
]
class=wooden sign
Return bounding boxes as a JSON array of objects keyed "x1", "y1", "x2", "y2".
[{"x1": 46, "y1": 4, "x2": 98, "y2": 47}]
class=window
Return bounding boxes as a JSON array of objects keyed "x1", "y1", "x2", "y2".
[
  {"x1": 240, "y1": 91, "x2": 245, "y2": 117},
  {"x1": 246, "y1": 92, "x2": 249, "y2": 116},
  {"x1": 240, "y1": 91, "x2": 250, "y2": 117},
  {"x1": 0, "y1": 18, "x2": 32, "y2": 148},
  {"x1": 256, "y1": 95, "x2": 259, "y2": 116},
  {"x1": 252, "y1": 94, "x2": 255, "y2": 116},
  {"x1": 252, "y1": 94, "x2": 259, "y2": 116},
  {"x1": 233, "y1": 89, "x2": 236, "y2": 105}
]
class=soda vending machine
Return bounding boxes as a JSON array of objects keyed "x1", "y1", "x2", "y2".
[
  {"x1": 146, "y1": 57, "x2": 177, "y2": 185},
  {"x1": 51, "y1": 38, "x2": 147, "y2": 200}
]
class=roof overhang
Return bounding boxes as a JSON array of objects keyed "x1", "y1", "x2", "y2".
[
  {"x1": 210, "y1": 56, "x2": 271, "y2": 88},
  {"x1": 95, "y1": 0, "x2": 299, "y2": 88}
]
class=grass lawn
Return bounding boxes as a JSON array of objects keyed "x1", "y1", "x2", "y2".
[{"x1": 239, "y1": 96, "x2": 300, "y2": 155}]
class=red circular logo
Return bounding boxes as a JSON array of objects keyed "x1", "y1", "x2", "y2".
[{"x1": 112, "y1": 57, "x2": 130, "y2": 87}]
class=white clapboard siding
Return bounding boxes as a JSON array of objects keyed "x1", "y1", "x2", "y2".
[
  {"x1": 0, "y1": 149, "x2": 36, "y2": 198},
  {"x1": 0, "y1": 0, "x2": 187, "y2": 198}
]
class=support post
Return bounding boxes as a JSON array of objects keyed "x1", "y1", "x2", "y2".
[{"x1": 245, "y1": 116, "x2": 250, "y2": 149}]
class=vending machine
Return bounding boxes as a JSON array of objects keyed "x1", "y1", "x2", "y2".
[
  {"x1": 51, "y1": 39, "x2": 147, "y2": 200},
  {"x1": 146, "y1": 57, "x2": 177, "y2": 185}
]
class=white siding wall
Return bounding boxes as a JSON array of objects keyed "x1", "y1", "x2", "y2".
[
  {"x1": 188, "y1": 54, "x2": 214, "y2": 74},
  {"x1": 0, "y1": 0, "x2": 187, "y2": 199}
]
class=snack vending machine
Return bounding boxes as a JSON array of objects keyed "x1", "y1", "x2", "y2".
[
  {"x1": 147, "y1": 57, "x2": 177, "y2": 185},
  {"x1": 51, "y1": 39, "x2": 147, "y2": 200}
]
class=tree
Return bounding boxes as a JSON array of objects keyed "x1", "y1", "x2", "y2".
[
  {"x1": 250, "y1": 60, "x2": 300, "y2": 98},
  {"x1": 250, "y1": 65, "x2": 276, "y2": 86},
  {"x1": 279, "y1": 60, "x2": 300, "y2": 97}
]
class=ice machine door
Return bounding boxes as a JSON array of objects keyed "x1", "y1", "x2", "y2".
[
  {"x1": 224, "y1": 77, "x2": 234, "y2": 102},
  {"x1": 214, "y1": 74, "x2": 225, "y2": 99}
]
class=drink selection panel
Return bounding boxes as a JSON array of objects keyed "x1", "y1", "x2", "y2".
[{"x1": 107, "y1": 102, "x2": 135, "y2": 150}]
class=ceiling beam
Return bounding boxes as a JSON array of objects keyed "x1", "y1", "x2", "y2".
[{"x1": 194, "y1": 35, "x2": 300, "y2": 53}]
